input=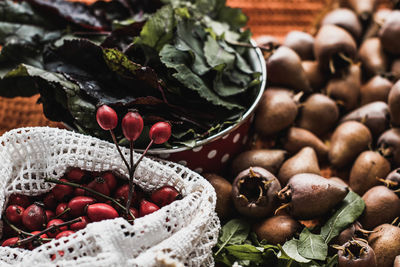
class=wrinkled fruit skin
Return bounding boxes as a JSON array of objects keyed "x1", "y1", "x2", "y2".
[
  {"x1": 338, "y1": 240, "x2": 377, "y2": 267},
  {"x1": 232, "y1": 167, "x2": 281, "y2": 218},
  {"x1": 87, "y1": 203, "x2": 119, "y2": 222},
  {"x1": 368, "y1": 224, "x2": 400, "y2": 267},
  {"x1": 253, "y1": 215, "x2": 301, "y2": 245},
  {"x1": 22, "y1": 204, "x2": 46, "y2": 231},
  {"x1": 150, "y1": 186, "x2": 181, "y2": 207}
]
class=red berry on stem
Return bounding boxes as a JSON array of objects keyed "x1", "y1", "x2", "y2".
[
  {"x1": 102, "y1": 172, "x2": 117, "y2": 192},
  {"x1": 55, "y1": 203, "x2": 69, "y2": 220},
  {"x1": 74, "y1": 187, "x2": 86, "y2": 196},
  {"x1": 56, "y1": 230, "x2": 75, "y2": 239},
  {"x1": 87, "y1": 203, "x2": 119, "y2": 222},
  {"x1": 114, "y1": 184, "x2": 135, "y2": 206},
  {"x1": 122, "y1": 112, "x2": 144, "y2": 141},
  {"x1": 150, "y1": 186, "x2": 181, "y2": 207},
  {"x1": 68, "y1": 196, "x2": 96, "y2": 217},
  {"x1": 45, "y1": 210, "x2": 55, "y2": 221},
  {"x1": 43, "y1": 193, "x2": 58, "y2": 210},
  {"x1": 6, "y1": 205, "x2": 24, "y2": 224},
  {"x1": 66, "y1": 168, "x2": 85, "y2": 183},
  {"x1": 87, "y1": 177, "x2": 110, "y2": 201},
  {"x1": 96, "y1": 105, "x2": 118, "y2": 130},
  {"x1": 70, "y1": 216, "x2": 90, "y2": 231},
  {"x1": 127, "y1": 207, "x2": 139, "y2": 220},
  {"x1": 31, "y1": 231, "x2": 48, "y2": 239},
  {"x1": 2, "y1": 237, "x2": 20, "y2": 247},
  {"x1": 52, "y1": 179, "x2": 73, "y2": 201},
  {"x1": 149, "y1": 122, "x2": 171, "y2": 144},
  {"x1": 46, "y1": 219, "x2": 68, "y2": 238},
  {"x1": 8, "y1": 194, "x2": 30, "y2": 208},
  {"x1": 139, "y1": 200, "x2": 160, "y2": 217},
  {"x1": 22, "y1": 204, "x2": 46, "y2": 231}
]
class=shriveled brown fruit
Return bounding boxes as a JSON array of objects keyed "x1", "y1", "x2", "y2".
[
  {"x1": 267, "y1": 46, "x2": 312, "y2": 92},
  {"x1": 314, "y1": 25, "x2": 357, "y2": 74},
  {"x1": 349, "y1": 151, "x2": 391, "y2": 195},
  {"x1": 379, "y1": 11, "x2": 400, "y2": 55},
  {"x1": 321, "y1": 8, "x2": 362, "y2": 41},
  {"x1": 231, "y1": 149, "x2": 287, "y2": 176},
  {"x1": 298, "y1": 93, "x2": 339, "y2": 137},
  {"x1": 253, "y1": 215, "x2": 301, "y2": 245},
  {"x1": 337, "y1": 240, "x2": 377, "y2": 267},
  {"x1": 342, "y1": 0, "x2": 377, "y2": 20},
  {"x1": 283, "y1": 31, "x2": 315, "y2": 60},
  {"x1": 329, "y1": 121, "x2": 372, "y2": 168},
  {"x1": 389, "y1": 81, "x2": 400, "y2": 126},
  {"x1": 340, "y1": 101, "x2": 390, "y2": 139},
  {"x1": 360, "y1": 186, "x2": 400, "y2": 230},
  {"x1": 363, "y1": 8, "x2": 392, "y2": 40},
  {"x1": 335, "y1": 221, "x2": 363, "y2": 245},
  {"x1": 283, "y1": 127, "x2": 329, "y2": 162},
  {"x1": 360, "y1": 75, "x2": 393, "y2": 105},
  {"x1": 254, "y1": 89, "x2": 298, "y2": 137},
  {"x1": 278, "y1": 147, "x2": 320, "y2": 185},
  {"x1": 204, "y1": 174, "x2": 234, "y2": 221},
  {"x1": 326, "y1": 64, "x2": 361, "y2": 112},
  {"x1": 359, "y1": 38, "x2": 388, "y2": 78},
  {"x1": 378, "y1": 128, "x2": 400, "y2": 168},
  {"x1": 301, "y1": 61, "x2": 327, "y2": 91},
  {"x1": 368, "y1": 224, "x2": 400, "y2": 267}
]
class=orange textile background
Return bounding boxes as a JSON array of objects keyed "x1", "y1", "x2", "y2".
[{"x1": 0, "y1": 0, "x2": 393, "y2": 135}]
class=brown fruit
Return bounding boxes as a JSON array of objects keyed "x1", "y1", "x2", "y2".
[
  {"x1": 389, "y1": 81, "x2": 400, "y2": 126},
  {"x1": 394, "y1": 255, "x2": 400, "y2": 267},
  {"x1": 360, "y1": 75, "x2": 393, "y2": 105},
  {"x1": 349, "y1": 151, "x2": 391, "y2": 195},
  {"x1": 363, "y1": 8, "x2": 392, "y2": 40},
  {"x1": 267, "y1": 46, "x2": 312, "y2": 92},
  {"x1": 360, "y1": 186, "x2": 400, "y2": 230},
  {"x1": 302, "y1": 61, "x2": 327, "y2": 91},
  {"x1": 343, "y1": 0, "x2": 377, "y2": 20},
  {"x1": 368, "y1": 224, "x2": 400, "y2": 267},
  {"x1": 329, "y1": 121, "x2": 372, "y2": 168},
  {"x1": 379, "y1": 11, "x2": 400, "y2": 55},
  {"x1": 278, "y1": 147, "x2": 321, "y2": 185},
  {"x1": 254, "y1": 89, "x2": 298, "y2": 136},
  {"x1": 329, "y1": 177, "x2": 348, "y2": 187},
  {"x1": 231, "y1": 149, "x2": 287, "y2": 176},
  {"x1": 321, "y1": 8, "x2": 362, "y2": 41},
  {"x1": 391, "y1": 58, "x2": 400, "y2": 81},
  {"x1": 337, "y1": 240, "x2": 377, "y2": 267},
  {"x1": 204, "y1": 174, "x2": 234, "y2": 221},
  {"x1": 283, "y1": 127, "x2": 329, "y2": 162},
  {"x1": 359, "y1": 38, "x2": 388, "y2": 78},
  {"x1": 326, "y1": 64, "x2": 361, "y2": 111},
  {"x1": 378, "y1": 128, "x2": 400, "y2": 167},
  {"x1": 255, "y1": 35, "x2": 280, "y2": 49},
  {"x1": 253, "y1": 215, "x2": 301, "y2": 245},
  {"x1": 298, "y1": 93, "x2": 339, "y2": 137},
  {"x1": 314, "y1": 25, "x2": 357, "y2": 74},
  {"x1": 283, "y1": 31, "x2": 315, "y2": 60}
]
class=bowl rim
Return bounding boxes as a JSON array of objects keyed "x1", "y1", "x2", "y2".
[{"x1": 145, "y1": 39, "x2": 267, "y2": 154}]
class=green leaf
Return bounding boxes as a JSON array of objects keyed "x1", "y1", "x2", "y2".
[
  {"x1": 204, "y1": 35, "x2": 235, "y2": 69},
  {"x1": 297, "y1": 229, "x2": 328, "y2": 261},
  {"x1": 321, "y1": 191, "x2": 365, "y2": 243},
  {"x1": 134, "y1": 4, "x2": 175, "y2": 52},
  {"x1": 225, "y1": 244, "x2": 264, "y2": 263},
  {"x1": 159, "y1": 44, "x2": 244, "y2": 110},
  {"x1": 215, "y1": 218, "x2": 250, "y2": 255},
  {"x1": 278, "y1": 240, "x2": 311, "y2": 263},
  {"x1": 217, "y1": 5, "x2": 248, "y2": 30}
]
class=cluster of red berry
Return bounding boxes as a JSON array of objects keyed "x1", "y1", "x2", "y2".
[{"x1": 2, "y1": 168, "x2": 181, "y2": 250}]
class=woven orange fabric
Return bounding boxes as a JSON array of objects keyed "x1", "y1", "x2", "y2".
[{"x1": 0, "y1": 0, "x2": 393, "y2": 135}]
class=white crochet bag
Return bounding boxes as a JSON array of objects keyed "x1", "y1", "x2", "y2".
[{"x1": 0, "y1": 127, "x2": 220, "y2": 267}]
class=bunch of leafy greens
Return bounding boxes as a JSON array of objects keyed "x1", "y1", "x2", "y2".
[
  {"x1": 214, "y1": 191, "x2": 365, "y2": 267},
  {"x1": 0, "y1": 0, "x2": 261, "y2": 148}
]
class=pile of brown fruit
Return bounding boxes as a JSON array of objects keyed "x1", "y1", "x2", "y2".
[
  {"x1": 210, "y1": 1, "x2": 400, "y2": 266},
  {"x1": 1, "y1": 168, "x2": 180, "y2": 252}
]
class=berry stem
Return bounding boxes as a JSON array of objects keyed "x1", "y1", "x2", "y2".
[
  {"x1": 53, "y1": 208, "x2": 71, "y2": 220},
  {"x1": 4, "y1": 217, "x2": 32, "y2": 237},
  {"x1": 44, "y1": 178, "x2": 134, "y2": 220},
  {"x1": 131, "y1": 139, "x2": 154, "y2": 176},
  {"x1": 14, "y1": 218, "x2": 82, "y2": 247},
  {"x1": 125, "y1": 140, "x2": 136, "y2": 218},
  {"x1": 109, "y1": 129, "x2": 131, "y2": 174}
]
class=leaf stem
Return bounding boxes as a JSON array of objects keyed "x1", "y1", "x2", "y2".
[
  {"x1": 109, "y1": 129, "x2": 131, "y2": 174},
  {"x1": 226, "y1": 40, "x2": 274, "y2": 53}
]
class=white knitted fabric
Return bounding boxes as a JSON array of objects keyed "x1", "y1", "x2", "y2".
[{"x1": 0, "y1": 127, "x2": 220, "y2": 267}]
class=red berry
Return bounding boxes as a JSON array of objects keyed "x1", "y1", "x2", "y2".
[
  {"x1": 114, "y1": 184, "x2": 135, "y2": 206},
  {"x1": 139, "y1": 200, "x2": 160, "y2": 217},
  {"x1": 43, "y1": 193, "x2": 58, "y2": 210},
  {"x1": 87, "y1": 203, "x2": 119, "y2": 222},
  {"x1": 52, "y1": 179, "x2": 74, "y2": 201},
  {"x1": 55, "y1": 203, "x2": 70, "y2": 220},
  {"x1": 6, "y1": 205, "x2": 24, "y2": 224},
  {"x1": 74, "y1": 187, "x2": 86, "y2": 196},
  {"x1": 2, "y1": 237, "x2": 20, "y2": 247},
  {"x1": 66, "y1": 168, "x2": 85, "y2": 183},
  {"x1": 127, "y1": 207, "x2": 139, "y2": 220},
  {"x1": 55, "y1": 230, "x2": 75, "y2": 239},
  {"x1": 151, "y1": 186, "x2": 181, "y2": 207},
  {"x1": 45, "y1": 210, "x2": 55, "y2": 221},
  {"x1": 96, "y1": 105, "x2": 118, "y2": 130},
  {"x1": 46, "y1": 219, "x2": 68, "y2": 238},
  {"x1": 31, "y1": 231, "x2": 48, "y2": 239},
  {"x1": 122, "y1": 112, "x2": 144, "y2": 141},
  {"x1": 68, "y1": 196, "x2": 96, "y2": 217},
  {"x1": 87, "y1": 177, "x2": 110, "y2": 201},
  {"x1": 149, "y1": 122, "x2": 171, "y2": 144},
  {"x1": 8, "y1": 194, "x2": 30, "y2": 208},
  {"x1": 22, "y1": 204, "x2": 46, "y2": 231},
  {"x1": 102, "y1": 172, "x2": 117, "y2": 192},
  {"x1": 70, "y1": 216, "x2": 90, "y2": 231},
  {"x1": 27, "y1": 231, "x2": 49, "y2": 250}
]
